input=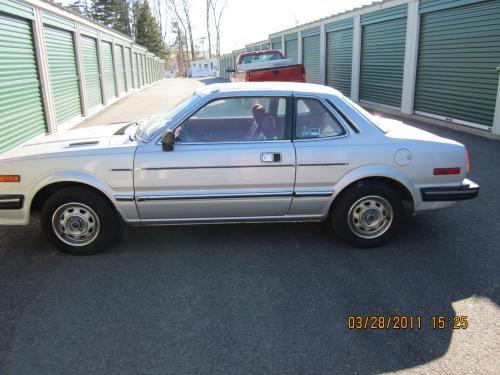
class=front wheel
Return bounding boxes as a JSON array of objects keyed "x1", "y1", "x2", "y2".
[
  {"x1": 331, "y1": 182, "x2": 403, "y2": 248},
  {"x1": 40, "y1": 187, "x2": 119, "y2": 255}
]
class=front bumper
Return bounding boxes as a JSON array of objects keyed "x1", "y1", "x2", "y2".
[{"x1": 420, "y1": 179, "x2": 479, "y2": 202}]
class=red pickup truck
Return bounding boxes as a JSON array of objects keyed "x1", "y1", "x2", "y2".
[{"x1": 227, "y1": 50, "x2": 306, "y2": 83}]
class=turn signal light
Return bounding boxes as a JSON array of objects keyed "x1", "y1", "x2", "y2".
[
  {"x1": 0, "y1": 175, "x2": 20, "y2": 182},
  {"x1": 433, "y1": 168, "x2": 460, "y2": 175}
]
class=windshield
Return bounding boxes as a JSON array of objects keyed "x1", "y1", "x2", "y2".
[
  {"x1": 135, "y1": 93, "x2": 202, "y2": 141},
  {"x1": 240, "y1": 52, "x2": 282, "y2": 64}
]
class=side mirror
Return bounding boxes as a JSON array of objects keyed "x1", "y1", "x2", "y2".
[
  {"x1": 225, "y1": 67, "x2": 235, "y2": 73},
  {"x1": 161, "y1": 130, "x2": 175, "y2": 151}
]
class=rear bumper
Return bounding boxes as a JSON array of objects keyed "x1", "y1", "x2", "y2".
[{"x1": 420, "y1": 179, "x2": 479, "y2": 202}]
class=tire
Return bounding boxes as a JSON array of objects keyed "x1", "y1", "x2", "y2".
[
  {"x1": 40, "y1": 187, "x2": 119, "y2": 255},
  {"x1": 331, "y1": 181, "x2": 403, "y2": 248}
]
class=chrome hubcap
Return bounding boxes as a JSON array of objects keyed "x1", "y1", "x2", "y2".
[
  {"x1": 348, "y1": 196, "x2": 393, "y2": 239},
  {"x1": 52, "y1": 203, "x2": 100, "y2": 246}
]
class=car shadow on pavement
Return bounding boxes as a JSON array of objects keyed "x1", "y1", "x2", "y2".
[
  {"x1": 1, "y1": 206, "x2": 498, "y2": 374},
  {"x1": 1, "y1": 121, "x2": 498, "y2": 374}
]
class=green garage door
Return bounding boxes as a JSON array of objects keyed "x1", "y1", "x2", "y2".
[
  {"x1": 114, "y1": 44, "x2": 126, "y2": 94},
  {"x1": 132, "y1": 52, "x2": 139, "y2": 88},
  {"x1": 80, "y1": 35, "x2": 102, "y2": 109},
  {"x1": 302, "y1": 28, "x2": 321, "y2": 84},
  {"x1": 360, "y1": 5, "x2": 407, "y2": 108},
  {"x1": 284, "y1": 33, "x2": 298, "y2": 64},
  {"x1": 0, "y1": 13, "x2": 46, "y2": 153},
  {"x1": 415, "y1": 0, "x2": 500, "y2": 126},
  {"x1": 326, "y1": 19, "x2": 353, "y2": 97},
  {"x1": 141, "y1": 55, "x2": 146, "y2": 85},
  {"x1": 101, "y1": 41, "x2": 116, "y2": 100},
  {"x1": 271, "y1": 36, "x2": 282, "y2": 51},
  {"x1": 44, "y1": 25, "x2": 81, "y2": 124},
  {"x1": 124, "y1": 47, "x2": 132, "y2": 91}
]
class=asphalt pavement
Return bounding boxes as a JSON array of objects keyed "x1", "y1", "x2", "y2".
[{"x1": 0, "y1": 78, "x2": 499, "y2": 374}]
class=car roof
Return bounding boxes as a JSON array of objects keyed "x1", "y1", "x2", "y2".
[{"x1": 195, "y1": 82, "x2": 342, "y2": 97}]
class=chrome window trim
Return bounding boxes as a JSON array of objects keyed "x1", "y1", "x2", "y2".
[
  {"x1": 155, "y1": 139, "x2": 293, "y2": 146},
  {"x1": 136, "y1": 164, "x2": 295, "y2": 171},
  {"x1": 136, "y1": 191, "x2": 294, "y2": 202}
]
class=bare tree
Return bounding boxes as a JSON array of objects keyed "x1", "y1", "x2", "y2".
[
  {"x1": 169, "y1": 0, "x2": 195, "y2": 62},
  {"x1": 209, "y1": 0, "x2": 228, "y2": 57},
  {"x1": 205, "y1": 0, "x2": 212, "y2": 58},
  {"x1": 168, "y1": 0, "x2": 190, "y2": 63}
]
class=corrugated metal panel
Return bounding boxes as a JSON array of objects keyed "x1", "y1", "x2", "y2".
[
  {"x1": 271, "y1": 36, "x2": 282, "y2": 51},
  {"x1": 326, "y1": 27, "x2": 353, "y2": 96},
  {"x1": 415, "y1": 0, "x2": 500, "y2": 126},
  {"x1": 302, "y1": 33, "x2": 321, "y2": 83},
  {"x1": 101, "y1": 41, "x2": 116, "y2": 100},
  {"x1": 420, "y1": 0, "x2": 485, "y2": 13},
  {"x1": 80, "y1": 24, "x2": 97, "y2": 37},
  {"x1": 141, "y1": 55, "x2": 146, "y2": 85},
  {"x1": 0, "y1": 0, "x2": 34, "y2": 19},
  {"x1": 42, "y1": 11, "x2": 75, "y2": 31},
  {"x1": 114, "y1": 44, "x2": 126, "y2": 93},
  {"x1": 285, "y1": 38, "x2": 298, "y2": 64},
  {"x1": 124, "y1": 46, "x2": 132, "y2": 90},
  {"x1": 325, "y1": 18, "x2": 353, "y2": 32},
  {"x1": 302, "y1": 26, "x2": 320, "y2": 37},
  {"x1": 360, "y1": 16, "x2": 407, "y2": 108},
  {"x1": 361, "y1": 4, "x2": 407, "y2": 25},
  {"x1": 284, "y1": 32, "x2": 298, "y2": 41},
  {"x1": 81, "y1": 35, "x2": 102, "y2": 109},
  {"x1": 0, "y1": 13, "x2": 45, "y2": 153},
  {"x1": 44, "y1": 25, "x2": 81, "y2": 124},
  {"x1": 132, "y1": 52, "x2": 139, "y2": 88}
]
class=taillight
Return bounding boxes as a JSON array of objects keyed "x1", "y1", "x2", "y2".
[
  {"x1": 433, "y1": 168, "x2": 461, "y2": 175},
  {"x1": 245, "y1": 71, "x2": 250, "y2": 81},
  {"x1": 466, "y1": 149, "x2": 471, "y2": 174}
]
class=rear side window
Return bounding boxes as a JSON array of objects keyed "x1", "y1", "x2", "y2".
[{"x1": 294, "y1": 98, "x2": 347, "y2": 139}]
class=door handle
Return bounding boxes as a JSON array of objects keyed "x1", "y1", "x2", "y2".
[{"x1": 261, "y1": 152, "x2": 281, "y2": 162}]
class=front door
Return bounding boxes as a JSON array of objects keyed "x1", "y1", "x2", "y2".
[{"x1": 134, "y1": 95, "x2": 295, "y2": 222}]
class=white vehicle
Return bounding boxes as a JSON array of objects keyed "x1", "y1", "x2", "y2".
[{"x1": 0, "y1": 82, "x2": 479, "y2": 255}]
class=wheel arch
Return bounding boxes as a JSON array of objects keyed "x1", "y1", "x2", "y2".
[
  {"x1": 28, "y1": 171, "x2": 122, "y2": 219},
  {"x1": 329, "y1": 165, "x2": 417, "y2": 212}
]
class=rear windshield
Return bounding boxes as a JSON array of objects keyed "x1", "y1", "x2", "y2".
[{"x1": 240, "y1": 52, "x2": 282, "y2": 64}]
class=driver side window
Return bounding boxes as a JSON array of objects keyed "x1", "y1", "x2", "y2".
[{"x1": 175, "y1": 97, "x2": 288, "y2": 143}]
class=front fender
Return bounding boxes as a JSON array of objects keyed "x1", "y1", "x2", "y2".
[{"x1": 27, "y1": 169, "x2": 139, "y2": 224}]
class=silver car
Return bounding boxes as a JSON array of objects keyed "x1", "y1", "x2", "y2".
[{"x1": 0, "y1": 82, "x2": 479, "y2": 254}]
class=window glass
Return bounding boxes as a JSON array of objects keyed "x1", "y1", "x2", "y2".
[
  {"x1": 240, "y1": 52, "x2": 282, "y2": 65},
  {"x1": 175, "y1": 97, "x2": 287, "y2": 143},
  {"x1": 295, "y1": 98, "x2": 346, "y2": 139}
]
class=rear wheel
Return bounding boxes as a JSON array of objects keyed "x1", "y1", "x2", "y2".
[
  {"x1": 331, "y1": 182, "x2": 403, "y2": 248},
  {"x1": 41, "y1": 187, "x2": 118, "y2": 255}
]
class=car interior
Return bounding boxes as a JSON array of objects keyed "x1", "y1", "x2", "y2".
[{"x1": 174, "y1": 97, "x2": 345, "y2": 143}]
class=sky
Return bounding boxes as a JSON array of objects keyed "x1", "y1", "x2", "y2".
[{"x1": 59, "y1": 0, "x2": 377, "y2": 54}]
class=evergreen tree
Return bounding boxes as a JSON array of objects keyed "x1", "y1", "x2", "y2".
[
  {"x1": 90, "y1": 0, "x2": 114, "y2": 28},
  {"x1": 133, "y1": 1, "x2": 166, "y2": 57},
  {"x1": 90, "y1": 0, "x2": 131, "y2": 36},
  {"x1": 67, "y1": 0, "x2": 90, "y2": 17}
]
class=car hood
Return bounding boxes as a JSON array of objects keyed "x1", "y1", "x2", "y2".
[
  {"x1": 0, "y1": 123, "x2": 137, "y2": 162},
  {"x1": 378, "y1": 117, "x2": 462, "y2": 146}
]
